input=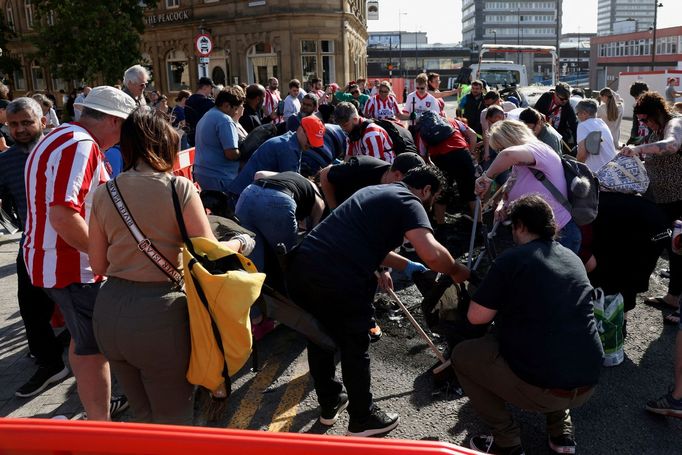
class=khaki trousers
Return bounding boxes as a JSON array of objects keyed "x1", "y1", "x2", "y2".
[{"x1": 452, "y1": 334, "x2": 594, "y2": 447}]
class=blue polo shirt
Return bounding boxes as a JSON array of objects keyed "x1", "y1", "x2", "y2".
[
  {"x1": 228, "y1": 131, "x2": 302, "y2": 196},
  {"x1": 194, "y1": 107, "x2": 239, "y2": 182}
]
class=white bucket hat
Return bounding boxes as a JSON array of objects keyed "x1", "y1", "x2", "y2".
[{"x1": 74, "y1": 86, "x2": 136, "y2": 119}]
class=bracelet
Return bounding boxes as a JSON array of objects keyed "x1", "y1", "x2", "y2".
[{"x1": 482, "y1": 171, "x2": 493, "y2": 180}]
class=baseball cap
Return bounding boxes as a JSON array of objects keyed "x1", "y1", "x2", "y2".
[
  {"x1": 301, "y1": 115, "x2": 325, "y2": 148},
  {"x1": 198, "y1": 77, "x2": 216, "y2": 88},
  {"x1": 74, "y1": 86, "x2": 136, "y2": 119},
  {"x1": 391, "y1": 152, "x2": 425, "y2": 174}
]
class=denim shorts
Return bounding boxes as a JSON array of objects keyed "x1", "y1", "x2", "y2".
[{"x1": 44, "y1": 282, "x2": 102, "y2": 355}]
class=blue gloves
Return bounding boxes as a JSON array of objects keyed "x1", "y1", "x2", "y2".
[{"x1": 404, "y1": 260, "x2": 428, "y2": 279}]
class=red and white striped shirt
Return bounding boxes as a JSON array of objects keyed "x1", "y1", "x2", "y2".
[
  {"x1": 363, "y1": 94, "x2": 402, "y2": 120},
  {"x1": 264, "y1": 88, "x2": 283, "y2": 123},
  {"x1": 23, "y1": 123, "x2": 109, "y2": 288},
  {"x1": 346, "y1": 120, "x2": 395, "y2": 163}
]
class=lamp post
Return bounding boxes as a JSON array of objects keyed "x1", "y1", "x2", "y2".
[
  {"x1": 492, "y1": 30, "x2": 497, "y2": 45},
  {"x1": 650, "y1": 2, "x2": 663, "y2": 71}
]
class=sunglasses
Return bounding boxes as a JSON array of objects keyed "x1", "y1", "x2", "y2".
[
  {"x1": 556, "y1": 95, "x2": 568, "y2": 102},
  {"x1": 379, "y1": 90, "x2": 390, "y2": 94},
  {"x1": 351, "y1": 91, "x2": 360, "y2": 95},
  {"x1": 416, "y1": 86, "x2": 426, "y2": 91}
]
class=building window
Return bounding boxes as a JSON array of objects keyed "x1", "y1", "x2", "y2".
[
  {"x1": 24, "y1": 0, "x2": 33, "y2": 29},
  {"x1": 14, "y1": 68, "x2": 26, "y2": 90},
  {"x1": 31, "y1": 61, "x2": 46, "y2": 90},
  {"x1": 166, "y1": 50, "x2": 189, "y2": 92},
  {"x1": 6, "y1": 2, "x2": 15, "y2": 32},
  {"x1": 166, "y1": 0, "x2": 180, "y2": 8},
  {"x1": 301, "y1": 39, "x2": 336, "y2": 85},
  {"x1": 301, "y1": 40, "x2": 317, "y2": 54}
]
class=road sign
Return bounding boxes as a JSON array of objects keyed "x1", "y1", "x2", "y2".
[{"x1": 194, "y1": 33, "x2": 213, "y2": 57}]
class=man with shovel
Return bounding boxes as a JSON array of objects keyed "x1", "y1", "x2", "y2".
[{"x1": 286, "y1": 165, "x2": 470, "y2": 437}]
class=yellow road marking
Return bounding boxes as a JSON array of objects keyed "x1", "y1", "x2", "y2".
[
  {"x1": 227, "y1": 356, "x2": 284, "y2": 429},
  {"x1": 268, "y1": 355, "x2": 310, "y2": 432}
]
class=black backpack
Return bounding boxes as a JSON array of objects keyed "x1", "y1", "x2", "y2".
[
  {"x1": 531, "y1": 154, "x2": 599, "y2": 226},
  {"x1": 374, "y1": 119, "x2": 417, "y2": 155},
  {"x1": 418, "y1": 110, "x2": 454, "y2": 146},
  {"x1": 240, "y1": 123, "x2": 279, "y2": 163}
]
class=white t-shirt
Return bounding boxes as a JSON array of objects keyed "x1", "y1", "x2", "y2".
[
  {"x1": 404, "y1": 91, "x2": 441, "y2": 117},
  {"x1": 577, "y1": 117, "x2": 616, "y2": 173},
  {"x1": 283, "y1": 95, "x2": 301, "y2": 120}
]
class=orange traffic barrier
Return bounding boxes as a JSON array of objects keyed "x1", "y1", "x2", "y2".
[
  {"x1": 0, "y1": 418, "x2": 480, "y2": 455},
  {"x1": 173, "y1": 147, "x2": 195, "y2": 182}
]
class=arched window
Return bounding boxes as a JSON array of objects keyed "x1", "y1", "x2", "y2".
[
  {"x1": 6, "y1": 2, "x2": 15, "y2": 32},
  {"x1": 246, "y1": 42, "x2": 278, "y2": 85},
  {"x1": 212, "y1": 66, "x2": 226, "y2": 86},
  {"x1": 166, "y1": 50, "x2": 189, "y2": 92}
]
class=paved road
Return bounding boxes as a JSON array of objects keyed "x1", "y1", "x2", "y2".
[{"x1": 2, "y1": 112, "x2": 681, "y2": 454}]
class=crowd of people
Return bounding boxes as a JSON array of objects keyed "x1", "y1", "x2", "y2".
[{"x1": 0, "y1": 61, "x2": 681, "y2": 455}]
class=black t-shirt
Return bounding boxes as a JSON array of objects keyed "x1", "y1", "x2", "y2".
[
  {"x1": 473, "y1": 239, "x2": 603, "y2": 389},
  {"x1": 261, "y1": 171, "x2": 317, "y2": 220},
  {"x1": 294, "y1": 183, "x2": 431, "y2": 317},
  {"x1": 184, "y1": 94, "x2": 215, "y2": 145},
  {"x1": 239, "y1": 104, "x2": 267, "y2": 133},
  {"x1": 326, "y1": 156, "x2": 390, "y2": 205}
]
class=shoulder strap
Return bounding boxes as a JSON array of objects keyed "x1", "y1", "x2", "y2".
[
  {"x1": 529, "y1": 167, "x2": 572, "y2": 212},
  {"x1": 105, "y1": 179, "x2": 184, "y2": 285},
  {"x1": 170, "y1": 177, "x2": 199, "y2": 259}
]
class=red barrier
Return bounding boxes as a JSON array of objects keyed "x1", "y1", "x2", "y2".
[
  {"x1": 0, "y1": 419, "x2": 481, "y2": 455},
  {"x1": 173, "y1": 147, "x2": 195, "y2": 182}
]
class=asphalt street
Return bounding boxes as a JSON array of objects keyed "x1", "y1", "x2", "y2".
[{"x1": 0, "y1": 106, "x2": 680, "y2": 454}]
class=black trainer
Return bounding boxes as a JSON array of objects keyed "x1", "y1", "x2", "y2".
[
  {"x1": 347, "y1": 406, "x2": 399, "y2": 437},
  {"x1": 548, "y1": 434, "x2": 576, "y2": 454},
  {"x1": 319, "y1": 392, "x2": 349, "y2": 426},
  {"x1": 109, "y1": 395, "x2": 130, "y2": 418},
  {"x1": 15, "y1": 364, "x2": 69, "y2": 398},
  {"x1": 470, "y1": 435, "x2": 525, "y2": 455}
]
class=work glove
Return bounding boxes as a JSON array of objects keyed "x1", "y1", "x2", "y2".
[
  {"x1": 404, "y1": 260, "x2": 428, "y2": 279},
  {"x1": 233, "y1": 233, "x2": 255, "y2": 256}
]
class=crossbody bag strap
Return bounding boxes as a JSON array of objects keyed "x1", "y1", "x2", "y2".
[
  {"x1": 170, "y1": 177, "x2": 231, "y2": 395},
  {"x1": 530, "y1": 168, "x2": 572, "y2": 212},
  {"x1": 105, "y1": 179, "x2": 184, "y2": 286}
]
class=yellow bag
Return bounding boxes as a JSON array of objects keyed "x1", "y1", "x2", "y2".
[
  {"x1": 171, "y1": 180, "x2": 265, "y2": 397},
  {"x1": 183, "y1": 237, "x2": 265, "y2": 394}
]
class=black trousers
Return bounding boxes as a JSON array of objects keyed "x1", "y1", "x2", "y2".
[
  {"x1": 286, "y1": 265, "x2": 374, "y2": 421},
  {"x1": 16, "y1": 250, "x2": 64, "y2": 367},
  {"x1": 659, "y1": 200, "x2": 682, "y2": 296},
  {"x1": 432, "y1": 149, "x2": 477, "y2": 206}
]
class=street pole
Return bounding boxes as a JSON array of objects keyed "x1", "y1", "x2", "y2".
[
  {"x1": 415, "y1": 29, "x2": 418, "y2": 73},
  {"x1": 517, "y1": 10, "x2": 521, "y2": 64},
  {"x1": 398, "y1": 10, "x2": 406, "y2": 79},
  {"x1": 577, "y1": 27, "x2": 580, "y2": 81},
  {"x1": 650, "y1": 2, "x2": 662, "y2": 71}
]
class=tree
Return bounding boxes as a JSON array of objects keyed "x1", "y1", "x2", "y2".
[{"x1": 31, "y1": 0, "x2": 157, "y2": 85}]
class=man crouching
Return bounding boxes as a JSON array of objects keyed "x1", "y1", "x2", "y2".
[{"x1": 453, "y1": 194, "x2": 603, "y2": 455}]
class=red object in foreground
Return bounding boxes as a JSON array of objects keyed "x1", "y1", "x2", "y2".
[
  {"x1": 172, "y1": 147, "x2": 196, "y2": 182},
  {"x1": 0, "y1": 418, "x2": 481, "y2": 455}
]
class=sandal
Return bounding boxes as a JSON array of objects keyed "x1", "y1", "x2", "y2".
[
  {"x1": 664, "y1": 310, "x2": 681, "y2": 326},
  {"x1": 645, "y1": 296, "x2": 680, "y2": 310}
]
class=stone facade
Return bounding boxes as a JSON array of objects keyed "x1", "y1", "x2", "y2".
[{"x1": 1, "y1": 0, "x2": 369, "y2": 97}]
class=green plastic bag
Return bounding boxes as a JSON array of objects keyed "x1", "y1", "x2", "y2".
[{"x1": 592, "y1": 288, "x2": 624, "y2": 367}]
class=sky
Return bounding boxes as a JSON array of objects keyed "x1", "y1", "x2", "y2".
[{"x1": 367, "y1": 0, "x2": 681, "y2": 44}]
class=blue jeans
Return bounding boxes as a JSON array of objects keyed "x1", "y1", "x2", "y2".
[
  {"x1": 558, "y1": 219, "x2": 581, "y2": 254},
  {"x1": 193, "y1": 171, "x2": 235, "y2": 194},
  {"x1": 234, "y1": 184, "x2": 299, "y2": 272}
]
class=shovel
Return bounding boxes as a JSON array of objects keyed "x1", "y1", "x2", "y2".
[{"x1": 378, "y1": 272, "x2": 451, "y2": 374}]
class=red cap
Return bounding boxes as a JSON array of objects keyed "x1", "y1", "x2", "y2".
[{"x1": 301, "y1": 116, "x2": 325, "y2": 148}]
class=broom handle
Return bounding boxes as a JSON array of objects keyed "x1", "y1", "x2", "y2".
[{"x1": 384, "y1": 285, "x2": 448, "y2": 365}]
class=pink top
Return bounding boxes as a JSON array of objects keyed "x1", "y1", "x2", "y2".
[{"x1": 506, "y1": 140, "x2": 572, "y2": 229}]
